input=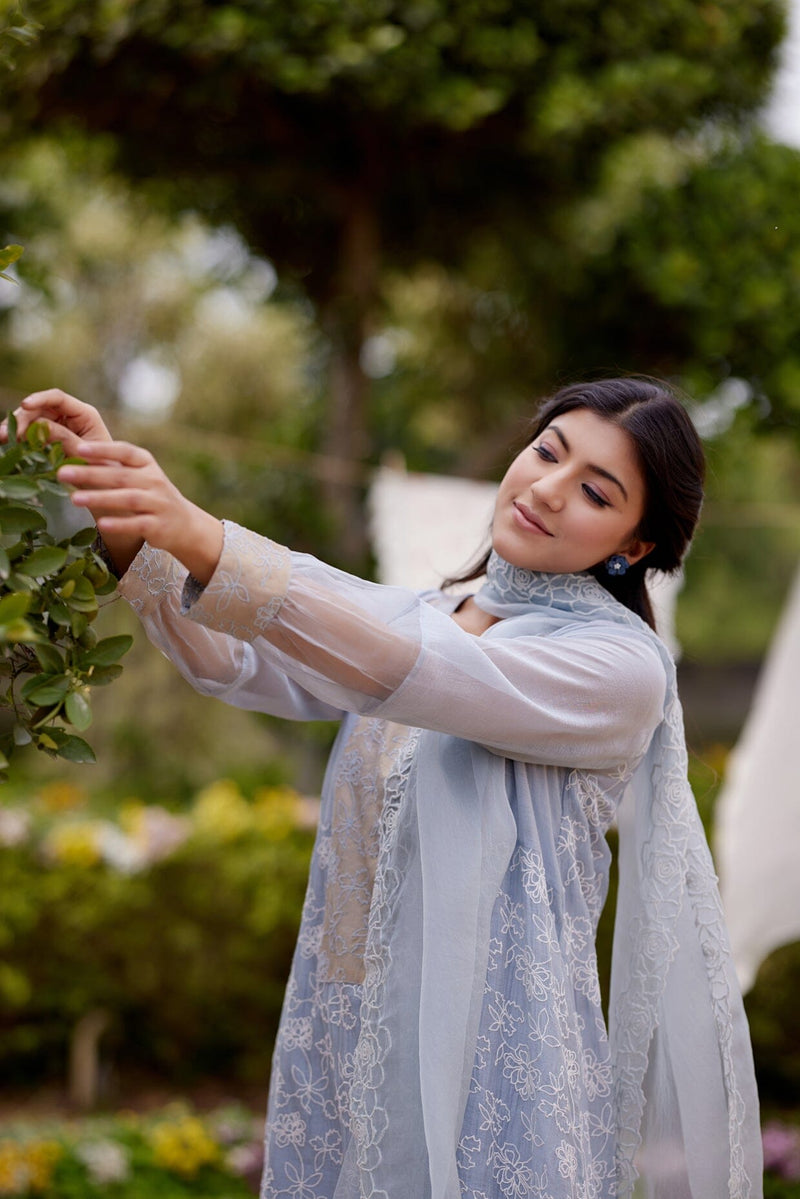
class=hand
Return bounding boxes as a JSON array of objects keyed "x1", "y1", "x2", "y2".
[
  {"x1": 57, "y1": 440, "x2": 224, "y2": 584},
  {"x1": 1, "y1": 389, "x2": 113, "y2": 453}
]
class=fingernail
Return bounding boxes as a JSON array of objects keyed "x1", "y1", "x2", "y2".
[{"x1": 58, "y1": 466, "x2": 76, "y2": 481}]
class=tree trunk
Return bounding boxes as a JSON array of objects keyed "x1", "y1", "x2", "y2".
[
  {"x1": 69, "y1": 1008, "x2": 111, "y2": 1109},
  {"x1": 319, "y1": 187, "x2": 379, "y2": 571}
]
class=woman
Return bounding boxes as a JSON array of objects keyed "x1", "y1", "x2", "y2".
[{"x1": 8, "y1": 378, "x2": 762, "y2": 1198}]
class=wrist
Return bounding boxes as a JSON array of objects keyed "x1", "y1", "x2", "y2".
[
  {"x1": 100, "y1": 532, "x2": 146, "y2": 578},
  {"x1": 171, "y1": 504, "x2": 224, "y2": 586}
]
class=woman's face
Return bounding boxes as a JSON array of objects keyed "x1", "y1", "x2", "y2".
[{"x1": 491, "y1": 408, "x2": 654, "y2": 574}]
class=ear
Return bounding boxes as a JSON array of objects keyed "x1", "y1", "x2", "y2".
[{"x1": 617, "y1": 536, "x2": 656, "y2": 567}]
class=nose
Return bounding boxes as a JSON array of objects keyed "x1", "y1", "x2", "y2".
[{"x1": 530, "y1": 471, "x2": 565, "y2": 512}]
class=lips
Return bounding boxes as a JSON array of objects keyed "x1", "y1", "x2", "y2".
[{"x1": 512, "y1": 501, "x2": 553, "y2": 536}]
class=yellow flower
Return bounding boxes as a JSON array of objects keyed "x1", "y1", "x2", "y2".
[
  {"x1": 38, "y1": 781, "x2": 86, "y2": 812},
  {"x1": 118, "y1": 800, "x2": 146, "y2": 836},
  {"x1": 253, "y1": 785, "x2": 302, "y2": 840},
  {"x1": 192, "y1": 780, "x2": 252, "y2": 842},
  {"x1": 43, "y1": 822, "x2": 102, "y2": 867},
  {"x1": 150, "y1": 1117, "x2": 220, "y2": 1178},
  {"x1": 0, "y1": 1139, "x2": 62, "y2": 1194},
  {"x1": 25, "y1": 1141, "x2": 62, "y2": 1191}
]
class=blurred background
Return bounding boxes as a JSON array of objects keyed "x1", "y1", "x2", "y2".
[{"x1": 1, "y1": 0, "x2": 800, "y2": 1193}]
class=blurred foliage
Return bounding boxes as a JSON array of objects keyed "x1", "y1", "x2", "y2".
[
  {"x1": 576, "y1": 135, "x2": 800, "y2": 429},
  {"x1": 678, "y1": 414, "x2": 800, "y2": 661},
  {"x1": 0, "y1": 1, "x2": 40, "y2": 71},
  {"x1": 0, "y1": 136, "x2": 333, "y2": 551},
  {"x1": 0, "y1": 779, "x2": 314, "y2": 1086},
  {"x1": 766, "y1": 1182, "x2": 800, "y2": 1199},
  {"x1": 0, "y1": 0, "x2": 792, "y2": 566},
  {"x1": 5, "y1": 0, "x2": 782, "y2": 275},
  {"x1": 747, "y1": 940, "x2": 800, "y2": 1108},
  {"x1": 0, "y1": 416, "x2": 132, "y2": 774}
]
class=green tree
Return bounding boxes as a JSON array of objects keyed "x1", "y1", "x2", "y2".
[{"x1": 1, "y1": 0, "x2": 785, "y2": 562}]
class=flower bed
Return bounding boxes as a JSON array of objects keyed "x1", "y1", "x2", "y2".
[{"x1": 0, "y1": 1103, "x2": 263, "y2": 1196}]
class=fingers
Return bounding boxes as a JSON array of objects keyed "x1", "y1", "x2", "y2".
[
  {"x1": 20, "y1": 388, "x2": 86, "y2": 414},
  {"x1": 71, "y1": 487, "x2": 155, "y2": 513},
  {"x1": 95, "y1": 513, "x2": 163, "y2": 541},
  {"x1": 58, "y1": 463, "x2": 143, "y2": 490},
  {"x1": 0, "y1": 415, "x2": 83, "y2": 451},
  {"x1": 2, "y1": 389, "x2": 113, "y2": 444},
  {"x1": 70, "y1": 439, "x2": 153, "y2": 468}
]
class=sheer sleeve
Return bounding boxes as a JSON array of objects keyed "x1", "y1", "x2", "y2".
[
  {"x1": 180, "y1": 522, "x2": 666, "y2": 769},
  {"x1": 117, "y1": 542, "x2": 345, "y2": 721}
]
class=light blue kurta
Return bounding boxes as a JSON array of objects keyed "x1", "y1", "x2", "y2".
[
  {"x1": 259, "y1": 708, "x2": 630, "y2": 1199},
  {"x1": 119, "y1": 522, "x2": 760, "y2": 1199}
]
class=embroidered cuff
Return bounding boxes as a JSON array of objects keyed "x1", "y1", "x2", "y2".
[
  {"x1": 182, "y1": 521, "x2": 292, "y2": 641},
  {"x1": 117, "y1": 542, "x2": 188, "y2": 618}
]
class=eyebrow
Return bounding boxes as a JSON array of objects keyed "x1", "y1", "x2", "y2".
[{"x1": 548, "y1": 423, "x2": 629, "y2": 502}]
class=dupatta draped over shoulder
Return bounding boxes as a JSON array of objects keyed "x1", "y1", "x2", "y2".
[{"x1": 119, "y1": 523, "x2": 762, "y2": 1199}]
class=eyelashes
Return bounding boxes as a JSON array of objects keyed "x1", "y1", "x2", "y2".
[{"x1": 532, "y1": 443, "x2": 611, "y2": 508}]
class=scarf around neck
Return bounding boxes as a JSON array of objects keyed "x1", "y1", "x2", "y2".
[{"x1": 477, "y1": 549, "x2": 762, "y2": 1196}]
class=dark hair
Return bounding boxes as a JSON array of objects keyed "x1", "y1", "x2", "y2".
[{"x1": 446, "y1": 377, "x2": 705, "y2": 629}]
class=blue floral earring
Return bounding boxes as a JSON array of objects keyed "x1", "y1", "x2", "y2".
[{"x1": 604, "y1": 554, "x2": 629, "y2": 576}]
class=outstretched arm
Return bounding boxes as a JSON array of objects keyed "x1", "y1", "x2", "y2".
[{"x1": 7, "y1": 392, "x2": 666, "y2": 764}]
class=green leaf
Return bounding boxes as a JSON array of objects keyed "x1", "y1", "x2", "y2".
[
  {"x1": 6, "y1": 573, "x2": 35, "y2": 594},
  {"x1": 84, "y1": 664, "x2": 123, "y2": 686},
  {"x1": 79, "y1": 634, "x2": 134, "y2": 667},
  {"x1": 0, "y1": 447, "x2": 23, "y2": 475},
  {"x1": 17, "y1": 546, "x2": 68, "y2": 578},
  {"x1": 0, "y1": 477, "x2": 39, "y2": 500},
  {"x1": 78, "y1": 626, "x2": 97, "y2": 650},
  {"x1": 65, "y1": 691, "x2": 92, "y2": 731},
  {"x1": 21, "y1": 673, "x2": 70, "y2": 706},
  {"x1": 12, "y1": 724, "x2": 32, "y2": 747},
  {"x1": 0, "y1": 618, "x2": 40, "y2": 643},
  {"x1": 85, "y1": 559, "x2": 111, "y2": 589},
  {"x1": 46, "y1": 599, "x2": 72, "y2": 627},
  {"x1": 94, "y1": 573, "x2": 117, "y2": 597},
  {"x1": 0, "y1": 505, "x2": 46, "y2": 534},
  {"x1": 0, "y1": 245, "x2": 23, "y2": 284},
  {"x1": 0, "y1": 592, "x2": 30, "y2": 622},
  {"x1": 38, "y1": 479, "x2": 68, "y2": 496},
  {"x1": 33, "y1": 643, "x2": 63, "y2": 673},
  {"x1": 70, "y1": 612, "x2": 88, "y2": 638},
  {"x1": 0, "y1": 548, "x2": 10, "y2": 580},
  {"x1": 66, "y1": 594, "x2": 98, "y2": 615},
  {"x1": 69, "y1": 526, "x2": 98, "y2": 548},
  {"x1": 25, "y1": 421, "x2": 49, "y2": 451},
  {"x1": 54, "y1": 734, "x2": 96, "y2": 765},
  {"x1": 5, "y1": 412, "x2": 17, "y2": 447}
]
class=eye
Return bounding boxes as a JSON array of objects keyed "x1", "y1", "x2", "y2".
[
  {"x1": 582, "y1": 485, "x2": 611, "y2": 508},
  {"x1": 533, "y1": 443, "x2": 557, "y2": 462}
]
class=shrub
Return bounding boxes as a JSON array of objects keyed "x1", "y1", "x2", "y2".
[
  {"x1": 0, "y1": 780, "x2": 314, "y2": 1086},
  {"x1": 0, "y1": 415, "x2": 132, "y2": 775}
]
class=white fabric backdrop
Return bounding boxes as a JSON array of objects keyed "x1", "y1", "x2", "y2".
[{"x1": 715, "y1": 563, "x2": 800, "y2": 992}]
